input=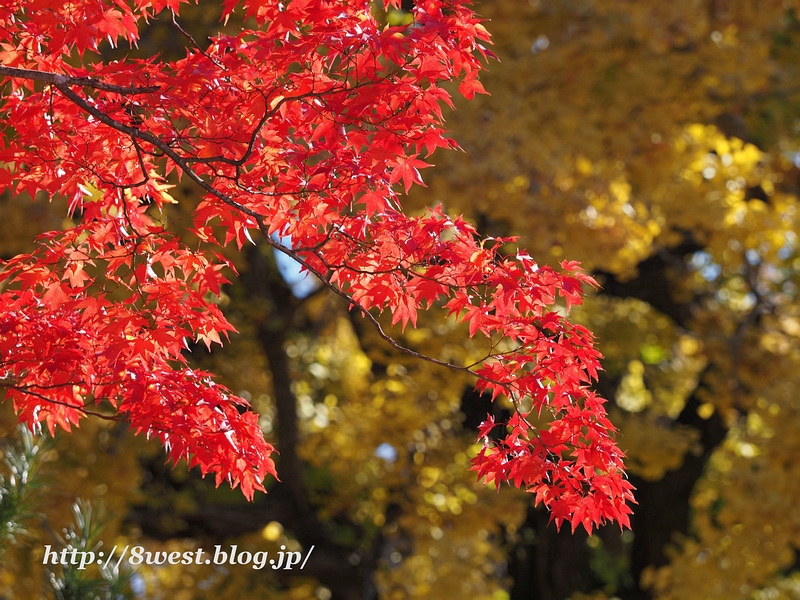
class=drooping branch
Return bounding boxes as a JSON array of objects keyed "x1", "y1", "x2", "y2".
[{"x1": 1, "y1": 67, "x2": 489, "y2": 380}]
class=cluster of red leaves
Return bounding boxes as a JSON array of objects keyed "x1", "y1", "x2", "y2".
[
  {"x1": 0, "y1": 0, "x2": 633, "y2": 528},
  {"x1": 316, "y1": 208, "x2": 634, "y2": 532},
  {"x1": 0, "y1": 214, "x2": 272, "y2": 497}
]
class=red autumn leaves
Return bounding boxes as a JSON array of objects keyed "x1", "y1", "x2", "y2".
[{"x1": 0, "y1": 0, "x2": 633, "y2": 530}]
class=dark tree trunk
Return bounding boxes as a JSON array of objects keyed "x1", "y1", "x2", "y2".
[
  {"x1": 505, "y1": 241, "x2": 729, "y2": 599},
  {"x1": 128, "y1": 245, "x2": 383, "y2": 600}
]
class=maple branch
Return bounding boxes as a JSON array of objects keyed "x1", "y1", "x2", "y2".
[
  {"x1": 181, "y1": 89, "x2": 322, "y2": 168},
  {"x1": 0, "y1": 384, "x2": 123, "y2": 422},
  {"x1": 7, "y1": 67, "x2": 539, "y2": 408},
  {"x1": 0, "y1": 0, "x2": 637, "y2": 537},
  {"x1": 49, "y1": 78, "x2": 262, "y2": 221},
  {"x1": 0, "y1": 65, "x2": 159, "y2": 95},
  {"x1": 3, "y1": 69, "x2": 478, "y2": 386},
  {"x1": 181, "y1": 58, "x2": 415, "y2": 170},
  {"x1": 253, "y1": 218, "x2": 513, "y2": 387},
  {"x1": 48, "y1": 76, "x2": 353, "y2": 223}
]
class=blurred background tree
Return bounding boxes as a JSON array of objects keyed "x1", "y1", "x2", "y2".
[{"x1": 4, "y1": 0, "x2": 800, "y2": 599}]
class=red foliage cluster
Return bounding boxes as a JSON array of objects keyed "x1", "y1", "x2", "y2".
[{"x1": 0, "y1": 0, "x2": 632, "y2": 529}]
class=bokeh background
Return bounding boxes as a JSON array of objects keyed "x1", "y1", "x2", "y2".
[{"x1": 4, "y1": 0, "x2": 800, "y2": 598}]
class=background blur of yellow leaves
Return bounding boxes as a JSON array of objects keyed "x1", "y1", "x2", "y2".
[
  {"x1": 5, "y1": 0, "x2": 800, "y2": 598},
  {"x1": 412, "y1": 0, "x2": 800, "y2": 597}
]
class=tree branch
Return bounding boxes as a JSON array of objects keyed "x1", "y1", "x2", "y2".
[
  {"x1": 0, "y1": 65, "x2": 159, "y2": 94},
  {"x1": 5, "y1": 65, "x2": 522, "y2": 400}
]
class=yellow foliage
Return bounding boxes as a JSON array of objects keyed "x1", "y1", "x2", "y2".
[{"x1": 614, "y1": 412, "x2": 700, "y2": 481}]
